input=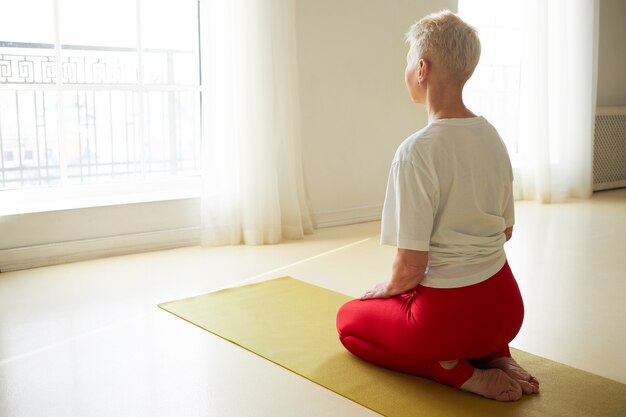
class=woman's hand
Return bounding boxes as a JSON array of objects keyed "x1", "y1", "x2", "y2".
[
  {"x1": 361, "y1": 282, "x2": 391, "y2": 300},
  {"x1": 360, "y1": 248, "x2": 429, "y2": 300}
]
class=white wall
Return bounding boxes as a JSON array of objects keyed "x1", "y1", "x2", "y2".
[
  {"x1": 597, "y1": 0, "x2": 626, "y2": 106},
  {"x1": 295, "y1": 0, "x2": 456, "y2": 226}
]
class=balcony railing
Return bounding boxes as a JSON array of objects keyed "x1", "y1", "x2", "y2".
[{"x1": 0, "y1": 41, "x2": 201, "y2": 190}]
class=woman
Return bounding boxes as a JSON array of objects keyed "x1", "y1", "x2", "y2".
[{"x1": 336, "y1": 11, "x2": 539, "y2": 401}]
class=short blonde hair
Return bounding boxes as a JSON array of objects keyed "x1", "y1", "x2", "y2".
[{"x1": 406, "y1": 10, "x2": 481, "y2": 84}]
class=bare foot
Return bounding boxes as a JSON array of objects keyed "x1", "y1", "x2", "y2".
[
  {"x1": 460, "y1": 368, "x2": 523, "y2": 401},
  {"x1": 487, "y1": 357, "x2": 540, "y2": 394}
]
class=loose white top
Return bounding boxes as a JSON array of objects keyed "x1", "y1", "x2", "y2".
[{"x1": 381, "y1": 116, "x2": 514, "y2": 288}]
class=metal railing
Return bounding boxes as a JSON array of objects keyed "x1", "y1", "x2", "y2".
[{"x1": 0, "y1": 41, "x2": 201, "y2": 190}]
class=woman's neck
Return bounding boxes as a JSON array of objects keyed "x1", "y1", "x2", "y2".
[{"x1": 424, "y1": 79, "x2": 476, "y2": 122}]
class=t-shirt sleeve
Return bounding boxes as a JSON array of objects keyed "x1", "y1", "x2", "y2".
[
  {"x1": 380, "y1": 159, "x2": 437, "y2": 251},
  {"x1": 503, "y1": 184, "x2": 515, "y2": 228},
  {"x1": 502, "y1": 157, "x2": 515, "y2": 228}
]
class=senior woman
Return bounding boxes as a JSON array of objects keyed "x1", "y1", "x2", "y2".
[{"x1": 336, "y1": 11, "x2": 539, "y2": 401}]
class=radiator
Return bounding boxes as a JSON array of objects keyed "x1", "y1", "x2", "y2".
[{"x1": 593, "y1": 107, "x2": 626, "y2": 191}]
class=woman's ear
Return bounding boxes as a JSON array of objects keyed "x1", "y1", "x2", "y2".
[{"x1": 417, "y1": 58, "x2": 429, "y2": 85}]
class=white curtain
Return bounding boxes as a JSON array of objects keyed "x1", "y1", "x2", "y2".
[
  {"x1": 199, "y1": 0, "x2": 313, "y2": 245},
  {"x1": 515, "y1": 0, "x2": 599, "y2": 202}
]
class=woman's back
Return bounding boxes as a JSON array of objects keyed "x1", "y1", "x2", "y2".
[{"x1": 381, "y1": 116, "x2": 514, "y2": 288}]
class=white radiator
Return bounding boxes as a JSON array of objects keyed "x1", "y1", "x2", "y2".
[{"x1": 594, "y1": 107, "x2": 626, "y2": 191}]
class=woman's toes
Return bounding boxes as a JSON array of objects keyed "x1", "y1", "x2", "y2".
[
  {"x1": 528, "y1": 376, "x2": 540, "y2": 392},
  {"x1": 487, "y1": 357, "x2": 540, "y2": 394},
  {"x1": 518, "y1": 378, "x2": 539, "y2": 394}
]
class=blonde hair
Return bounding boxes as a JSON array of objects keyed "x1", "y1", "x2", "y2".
[{"x1": 406, "y1": 10, "x2": 481, "y2": 84}]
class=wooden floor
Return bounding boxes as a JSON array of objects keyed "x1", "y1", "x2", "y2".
[{"x1": 1, "y1": 189, "x2": 625, "y2": 417}]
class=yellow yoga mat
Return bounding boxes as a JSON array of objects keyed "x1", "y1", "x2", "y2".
[{"x1": 159, "y1": 277, "x2": 626, "y2": 417}]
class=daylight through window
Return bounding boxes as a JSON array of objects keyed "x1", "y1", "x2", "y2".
[
  {"x1": 458, "y1": 0, "x2": 524, "y2": 158},
  {"x1": 0, "y1": 0, "x2": 201, "y2": 190}
]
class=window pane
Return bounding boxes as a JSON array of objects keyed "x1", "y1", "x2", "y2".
[
  {"x1": 0, "y1": 45, "x2": 57, "y2": 84},
  {"x1": 142, "y1": 0, "x2": 198, "y2": 50},
  {"x1": 143, "y1": 91, "x2": 200, "y2": 179},
  {"x1": 59, "y1": 0, "x2": 136, "y2": 48},
  {"x1": 0, "y1": 1, "x2": 55, "y2": 44},
  {"x1": 58, "y1": 0, "x2": 138, "y2": 85},
  {"x1": 60, "y1": 48, "x2": 138, "y2": 85},
  {"x1": 62, "y1": 90, "x2": 141, "y2": 184},
  {"x1": 1, "y1": 0, "x2": 201, "y2": 191},
  {"x1": 459, "y1": 0, "x2": 497, "y2": 26},
  {"x1": 0, "y1": 90, "x2": 60, "y2": 189},
  {"x1": 61, "y1": 90, "x2": 199, "y2": 184},
  {"x1": 141, "y1": 0, "x2": 199, "y2": 85},
  {"x1": 0, "y1": 2, "x2": 57, "y2": 85},
  {"x1": 459, "y1": 1, "x2": 524, "y2": 155}
]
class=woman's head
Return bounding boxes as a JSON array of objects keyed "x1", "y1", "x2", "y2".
[{"x1": 405, "y1": 10, "x2": 481, "y2": 86}]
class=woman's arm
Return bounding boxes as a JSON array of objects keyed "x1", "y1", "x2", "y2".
[
  {"x1": 362, "y1": 225, "x2": 510, "y2": 300},
  {"x1": 361, "y1": 248, "x2": 429, "y2": 299}
]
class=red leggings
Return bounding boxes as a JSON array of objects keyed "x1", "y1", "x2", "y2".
[{"x1": 336, "y1": 261, "x2": 524, "y2": 388}]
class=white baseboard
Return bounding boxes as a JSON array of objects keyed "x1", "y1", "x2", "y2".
[
  {"x1": 0, "y1": 228, "x2": 200, "y2": 272},
  {"x1": 312, "y1": 204, "x2": 382, "y2": 228}
]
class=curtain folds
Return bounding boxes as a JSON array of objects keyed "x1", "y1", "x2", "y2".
[
  {"x1": 514, "y1": 0, "x2": 599, "y2": 202},
  {"x1": 200, "y1": 0, "x2": 312, "y2": 246}
]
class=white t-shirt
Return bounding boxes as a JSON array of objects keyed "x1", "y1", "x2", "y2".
[{"x1": 380, "y1": 116, "x2": 514, "y2": 288}]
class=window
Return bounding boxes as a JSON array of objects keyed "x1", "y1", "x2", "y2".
[
  {"x1": 458, "y1": 0, "x2": 524, "y2": 159},
  {"x1": 0, "y1": 0, "x2": 200, "y2": 191}
]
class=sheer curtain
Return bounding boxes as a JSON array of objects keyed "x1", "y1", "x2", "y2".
[
  {"x1": 199, "y1": 0, "x2": 312, "y2": 246},
  {"x1": 515, "y1": 0, "x2": 599, "y2": 202}
]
